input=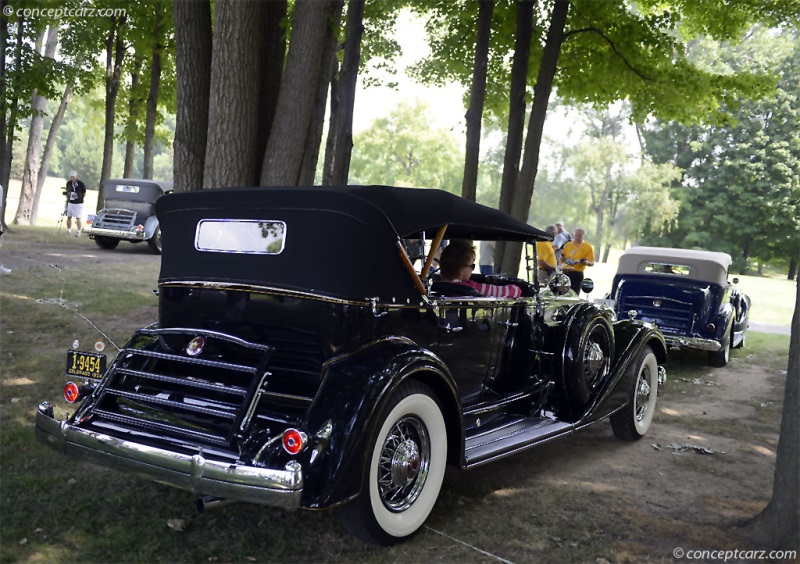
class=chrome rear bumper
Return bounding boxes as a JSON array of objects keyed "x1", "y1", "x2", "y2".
[
  {"x1": 35, "y1": 403, "x2": 302, "y2": 510},
  {"x1": 86, "y1": 227, "x2": 147, "y2": 241},
  {"x1": 664, "y1": 335, "x2": 722, "y2": 352}
]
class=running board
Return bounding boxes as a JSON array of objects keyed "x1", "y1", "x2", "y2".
[{"x1": 464, "y1": 416, "x2": 573, "y2": 467}]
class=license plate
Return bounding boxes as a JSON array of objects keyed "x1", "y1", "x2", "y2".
[{"x1": 66, "y1": 350, "x2": 107, "y2": 380}]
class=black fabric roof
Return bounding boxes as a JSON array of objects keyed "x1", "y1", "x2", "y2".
[
  {"x1": 155, "y1": 186, "x2": 547, "y2": 301},
  {"x1": 156, "y1": 185, "x2": 549, "y2": 242},
  {"x1": 101, "y1": 178, "x2": 172, "y2": 204}
]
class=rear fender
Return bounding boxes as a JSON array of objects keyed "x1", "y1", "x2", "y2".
[
  {"x1": 297, "y1": 338, "x2": 461, "y2": 508},
  {"x1": 144, "y1": 216, "x2": 160, "y2": 239}
]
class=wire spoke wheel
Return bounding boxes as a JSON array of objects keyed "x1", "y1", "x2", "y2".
[
  {"x1": 338, "y1": 381, "x2": 447, "y2": 545},
  {"x1": 377, "y1": 415, "x2": 429, "y2": 512}
]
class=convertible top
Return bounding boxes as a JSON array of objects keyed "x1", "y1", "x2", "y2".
[
  {"x1": 100, "y1": 178, "x2": 173, "y2": 205},
  {"x1": 156, "y1": 185, "x2": 549, "y2": 241},
  {"x1": 155, "y1": 186, "x2": 548, "y2": 302},
  {"x1": 616, "y1": 246, "x2": 733, "y2": 285}
]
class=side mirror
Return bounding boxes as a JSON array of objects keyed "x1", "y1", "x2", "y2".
[
  {"x1": 548, "y1": 273, "x2": 571, "y2": 296},
  {"x1": 580, "y1": 279, "x2": 595, "y2": 295}
]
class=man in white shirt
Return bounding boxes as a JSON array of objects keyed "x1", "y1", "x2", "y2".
[{"x1": 552, "y1": 221, "x2": 572, "y2": 263}]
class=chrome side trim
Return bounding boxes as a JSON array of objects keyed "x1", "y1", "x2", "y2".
[{"x1": 35, "y1": 405, "x2": 302, "y2": 510}]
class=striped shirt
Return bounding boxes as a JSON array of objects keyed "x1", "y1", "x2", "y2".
[{"x1": 458, "y1": 279, "x2": 522, "y2": 298}]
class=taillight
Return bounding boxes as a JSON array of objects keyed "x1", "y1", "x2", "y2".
[
  {"x1": 282, "y1": 429, "x2": 307, "y2": 455},
  {"x1": 64, "y1": 382, "x2": 84, "y2": 404},
  {"x1": 706, "y1": 323, "x2": 716, "y2": 333}
]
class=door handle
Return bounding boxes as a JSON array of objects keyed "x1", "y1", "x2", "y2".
[
  {"x1": 444, "y1": 324, "x2": 463, "y2": 333},
  {"x1": 496, "y1": 321, "x2": 519, "y2": 327}
]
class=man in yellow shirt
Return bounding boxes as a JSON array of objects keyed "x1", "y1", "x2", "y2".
[
  {"x1": 536, "y1": 225, "x2": 557, "y2": 283},
  {"x1": 560, "y1": 227, "x2": 594, "y2": 294}
]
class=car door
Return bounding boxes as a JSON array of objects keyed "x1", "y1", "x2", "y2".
[{"x1": 434, "y1": 296, "x2": 513, "y2": 405}]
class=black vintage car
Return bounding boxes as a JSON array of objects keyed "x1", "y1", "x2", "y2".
[
  {"x1": 36, "y1": 186, "x2": 667, "y2": 545},
  {"x1": 88, "y1": 178, "x2": 173, "y2": 254}
]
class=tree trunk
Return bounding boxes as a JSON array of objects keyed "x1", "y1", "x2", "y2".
[
  {"x1": 260, "y1": 0, "x2": 341, "y2": 186},
  {"x1": 602, "y1": 244, "x2": 611, "y2": 263},
  {"x1": 747, "y1": 262, "x2": 800, "y2": 550},
  {"x1": 124, "y1": 56, "x2": 143, "y2": 178},
  {"x1": 788, "y1": 257, "x2": 797, "y2": 281},
  {"x1": 203, "y1": 0, "x2": 268, "y2": 188},
  {"x1": 256, "y1": 0, "x2": 288, "y2": 175},
  {"x1": 15, "y1": 24, "x2": 58, "y2": 225},
  {"x1": 461, "y1": 0, "x2": 493, "y2": 202},
  {"x1": 322, "y1": 0, "x2": 365, "y2": 186},
  {"x1": 173, "y1": 0, "x2": 212, "y2": 192},
  {"x1": 32, "y1": 83, "x2": 73, "y2": 224},
  {"x1": 143, "y1": 6, "x2": 164, "y2": 180},
  {"x1": 0, "y1": 9, "x2": 24, "y2": 232},
  {"x1": 500, "y1": 0, "x2": 569, "y2": 275},
  {"x1": 494, "y1": 0, "x2": 533, "y2": 273},
  {"x1": 100, "y1": 16, "x2": 127, "y2": 205},
  {"x1": 297, "y1": 1, "x2": 343, "y2": 185}
]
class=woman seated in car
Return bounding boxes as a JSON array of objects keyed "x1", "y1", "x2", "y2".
[{"x1": 439, "y1": 239, "x2": 522, "y2": 298}]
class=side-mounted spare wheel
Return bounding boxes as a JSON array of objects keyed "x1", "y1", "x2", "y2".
[
  {"x1": 337, "y1": 381, "x2": 447, "y2": 545},
  {"x1": 562, "y1": 313, "x2": 614, "y2": 409},
  {"x1": 610, "y1": 345, "x2": 659, "y2": 440}
]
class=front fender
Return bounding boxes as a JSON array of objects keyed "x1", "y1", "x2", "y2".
[
  {"x1": 581, "y1": 320, "x2": 667, "y2": 424},
  {"x1": 298, "y1": 337, "x2": 460, "y2": 509}
]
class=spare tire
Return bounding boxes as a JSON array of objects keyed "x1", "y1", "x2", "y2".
[{"x1": 561, "y1": 313, "x2": 614, "y2": 408}]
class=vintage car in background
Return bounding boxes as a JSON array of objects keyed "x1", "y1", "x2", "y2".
[
  {"x1": 604, "y1": 246, "x2": 750, "y2": 367},
  {"x1": 88, "y1": 178, "x2": 173, "y2": 254},
  {"x1": 36, "y1": 186, "x2": 667, "y2": 545}
]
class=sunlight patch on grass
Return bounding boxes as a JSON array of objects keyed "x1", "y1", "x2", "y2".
[
  {"x1": 748, "y1": 444, "x2": 776, "y2": 458},
  {"x1": 4, "y1": 377, "x2": 37, "y2": 386}
]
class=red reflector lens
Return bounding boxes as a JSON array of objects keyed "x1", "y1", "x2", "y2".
[
  {"x1": 282, "y1": 429, "x2": 306, "y2": 455},
  {"x1": 64, "y1": 382, "x2": 81, "y2": 404}
]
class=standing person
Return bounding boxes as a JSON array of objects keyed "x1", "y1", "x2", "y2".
[
  {"x1": 479, "y1": 240, "x2": 495, "y2": 275},
  {"x1": 0, "y1": 184, "x2": 10, "y2": 275},
  {"x1": 552, "y1": 221, "x2": 571, "y2": 263},
  {"x1": 536, "y1": 225, "x2": 557, "y2": 282},
  {"x1": 64, "y1": 171, "x2": 86, "y2": 237},
  {"x1": 560, "y1": 227, "x2": 594, "y2": 294}
]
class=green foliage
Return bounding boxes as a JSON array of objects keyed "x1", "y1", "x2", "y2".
[
  {"x1": 360, "y1": 0, "x2": 405, "y2": 89},
  {"x1": 640, "y1": 28, "x2": 800, "y2": 273},
  {"x1": 409, "y1": 0, "x2": 799, "y2": 129},
  {"x1": 349, "y1": 99, "x2": 463, "y2": 190}
]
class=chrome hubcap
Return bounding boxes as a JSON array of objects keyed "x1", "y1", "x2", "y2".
[
  {"x1": 584, "y1": 338, "x2": 608, "y2": 389},
  {"x1": 635, "y1": 368, "x2": 652, "y2": 422},
  {"x1": 390, "y1": 440, "x2": 420, "y2": 486},
  {"x1": 377, "y1": 415, "x2": 429, "y2": 512}
]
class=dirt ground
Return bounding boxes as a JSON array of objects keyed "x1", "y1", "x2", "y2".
[{"x1": 1, "y1": 231, "x2": 792, "y2": 561}]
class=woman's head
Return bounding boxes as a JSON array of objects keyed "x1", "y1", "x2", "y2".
[{"x1": 440, "y1": 239, "x2": 476, "y2": 281}]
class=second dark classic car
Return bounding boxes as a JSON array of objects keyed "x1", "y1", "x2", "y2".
[
  {"x1": 88, "y1": 178, "x2": 173, "y2": 254},
  {"x1": 36, "y1": 186, "x2": 667, "y2": 545},
  {"x1": 604, "y1": 246, "x2": 750, "y2": 367}
]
